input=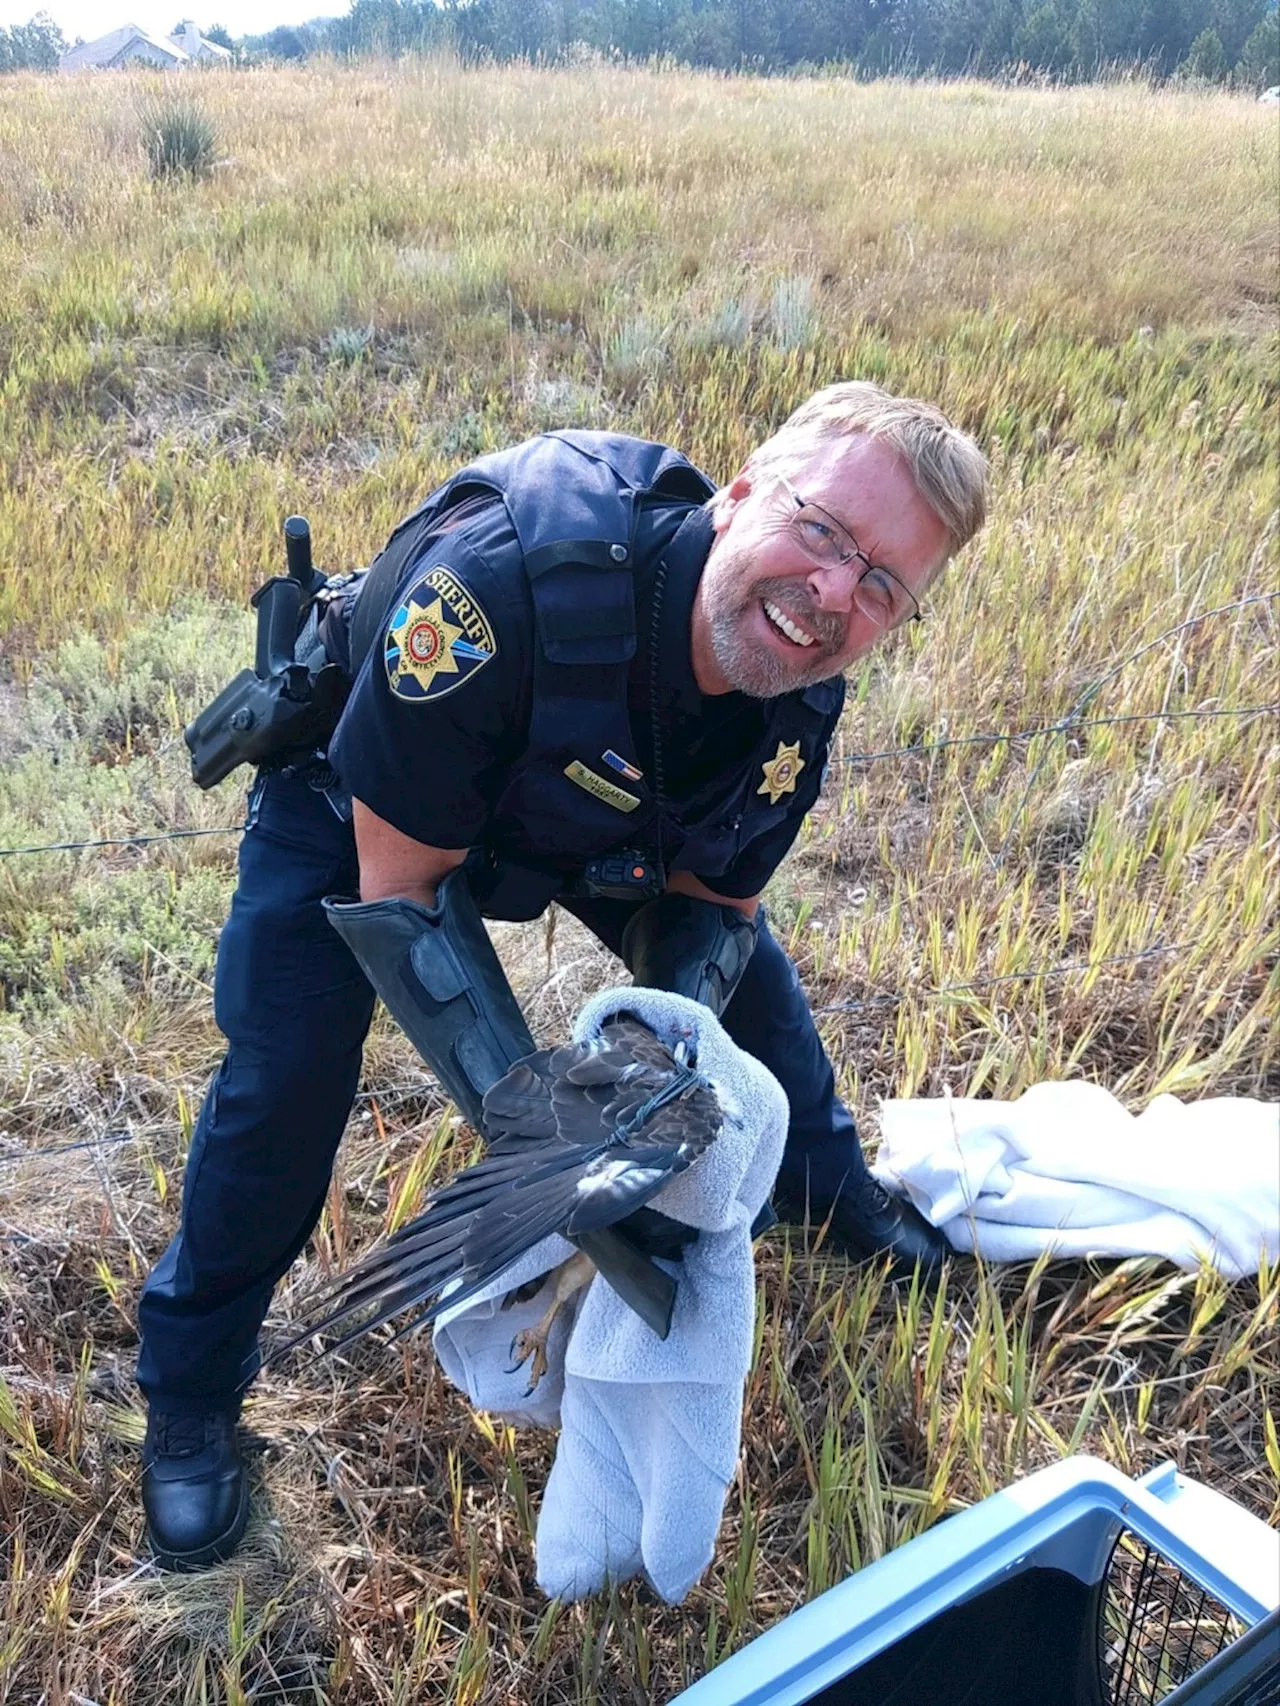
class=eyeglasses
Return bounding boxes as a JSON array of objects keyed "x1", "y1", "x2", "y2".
[{"x1": 779, "y1": 475, "x2": 923, "y2": 631}]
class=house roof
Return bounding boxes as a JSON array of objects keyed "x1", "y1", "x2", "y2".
[
  {"x1": 59, "y1": 24, "x2": 191, "y2": 71},
  {"x1": 169, "y1": 23, "x2": 233, "y2": 60}
]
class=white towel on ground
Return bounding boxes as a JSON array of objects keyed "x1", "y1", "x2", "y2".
[
  {"x1": 432, "y1": 986, "x2": 789, "y2": 1604},
  {"x1": 872, "y1": 1081, "x2": 1279, "y2": 1279}
]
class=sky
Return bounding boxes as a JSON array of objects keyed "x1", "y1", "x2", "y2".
[{"x1": 0, "y1": 1, "x2": 335, "y2": 37}]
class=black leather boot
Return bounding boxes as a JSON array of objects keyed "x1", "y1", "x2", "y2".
[
  {"x1": 142, "y1": 1407, "x2": 249, "y2": 1571},
  {"x1": 774, "y1": 1169, "x2": 952, "y2": 1281}
]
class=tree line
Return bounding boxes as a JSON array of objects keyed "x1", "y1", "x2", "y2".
[
  {"x1": 6, "y1": 0, "x2": 1279, "y2": 84},
  {"x1": 249, "y1": 0, "x2": 1280, "y2": 84}
]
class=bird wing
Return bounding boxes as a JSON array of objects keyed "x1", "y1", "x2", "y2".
[{"x1": 278, "y1": 1015, "x2": 720, "y2": 1358}]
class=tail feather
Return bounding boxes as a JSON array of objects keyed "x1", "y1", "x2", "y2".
[
  {"x1": 281, "y1": 1168, "x2": 589, "y2": 1360},
  {"x1": 288, "y1": 1229, "x2": 469, "y2": 1335}
]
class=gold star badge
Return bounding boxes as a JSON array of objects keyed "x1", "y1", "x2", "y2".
[
  {"x1": 758, "y1": 740, "x2": 805, "y2": 805},
  {"x1": 388, "y1": 595, "x2": 464, "y2": 695}
]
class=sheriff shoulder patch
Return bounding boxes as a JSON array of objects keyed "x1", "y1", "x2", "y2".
[{"x1": 384, "y1": 565, "x2": 496, "y2": 703}]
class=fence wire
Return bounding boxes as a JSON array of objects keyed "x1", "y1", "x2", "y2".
[
  {"x1": 0, "y1": 824, "x2": 242, "y2": 859},
  {"x1": 993, "y1": 591, "x2": 1278, "y2": 865},
  {"x1": 1, "y1": 701, "x2": 1274, "y2": 862},
  {"x1": 0, "y1": 1130, "x2": 135, "y2": 1166},
  {"x1": 838, "y1": 701, "x2": 1277, "y2": 768}
]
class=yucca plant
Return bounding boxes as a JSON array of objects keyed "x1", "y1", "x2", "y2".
[{"x1": 137, "y1": 95, "x2": 216, "y2": 181}]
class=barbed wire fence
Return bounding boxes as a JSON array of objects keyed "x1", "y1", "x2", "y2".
[
  {"x1": 0, "y1": 825, "x2": 240, "y2": 859},
  {"x1": 2, "y1": 589, "x2": 1275, "y2": 862},
  {"x1": 0, "y1": 589, "x2": 1274, "y2": 1163},
  {"x1": 1, "y1": 700, "x2": 1274, "y2": 864},
  {"x1": 3, "y1": 590, "x2": 1275, "y2": 864},
  {"x1": 990, "y1": 592, "x2": 1279, "y2": 867}
]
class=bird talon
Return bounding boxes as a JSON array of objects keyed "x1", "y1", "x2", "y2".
[{"x1": 508, "y1": 1327, "x2": 549, "y2": 1391}]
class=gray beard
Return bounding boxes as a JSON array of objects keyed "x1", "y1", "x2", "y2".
[{"x1": 706, "y1": 589, "x2": 844, "y2": 699}]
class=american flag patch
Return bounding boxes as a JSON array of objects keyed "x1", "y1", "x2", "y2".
[{"x1": 602, "y1": 750, "x2": 644, "y2": 782}]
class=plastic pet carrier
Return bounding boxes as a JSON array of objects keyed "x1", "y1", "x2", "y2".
[{"x1": 669, "y1": 1457, "x2": 1280, "y2": 1706}]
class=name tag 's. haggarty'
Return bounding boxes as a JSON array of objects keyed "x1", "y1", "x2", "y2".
[{"x1": 563, "y1": 761, "x2": 642, "y2": 813}]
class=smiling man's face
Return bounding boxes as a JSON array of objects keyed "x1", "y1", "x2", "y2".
[{"x1": 690, "y1": 434, "x2": 951, "y2": 698}]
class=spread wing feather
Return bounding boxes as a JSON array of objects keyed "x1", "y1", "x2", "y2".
[{"x1": 277, "y1": 1016, "x2": 720, "y2": 1359}]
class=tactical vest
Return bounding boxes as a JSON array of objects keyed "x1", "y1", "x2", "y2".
[{"x1": 346, "y1": 431, "x2": 844, "y2": 919}]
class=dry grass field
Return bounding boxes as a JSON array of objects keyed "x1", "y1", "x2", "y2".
[{"x1": 0, "y1": 58, "x2": 1277, "y2": 1706}]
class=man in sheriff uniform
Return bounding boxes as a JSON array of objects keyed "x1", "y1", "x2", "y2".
[{"x1": 136, "y1": 381, "x2": 989, "y2": 1570}]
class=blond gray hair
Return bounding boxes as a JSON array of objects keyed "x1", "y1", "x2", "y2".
[{"x1": 716, "y1": 380, "x2": 989, "y2": 559}]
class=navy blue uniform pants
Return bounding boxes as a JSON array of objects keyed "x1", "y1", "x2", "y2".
[{"x1": 135, "y1": 769, "x2": 867, "y2": 1413}]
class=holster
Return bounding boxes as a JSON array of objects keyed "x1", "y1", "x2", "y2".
[{"x1": 185, "y1": 516, "x2": 351, "y2": 791}]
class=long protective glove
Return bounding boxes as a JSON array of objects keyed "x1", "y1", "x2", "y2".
[
  {"x1": 324, "y1": 869, "x2": 533, "y2": 1129},
  {"x1": 620, "y1": 892, "x2": 758, "y2": 1018}
]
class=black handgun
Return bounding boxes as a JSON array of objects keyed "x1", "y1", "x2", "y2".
[{"x1": 184, "y1": 517, "x2": 349, "y2": 790}]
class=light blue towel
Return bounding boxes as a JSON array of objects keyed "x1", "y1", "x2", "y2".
[{"x1": 432, "y1": 986, "x2": 789, "y2": 1603}]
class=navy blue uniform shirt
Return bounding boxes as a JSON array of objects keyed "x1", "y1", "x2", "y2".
[{"x1": 328, "y1": 495, "x2": 839, "y2": 899}]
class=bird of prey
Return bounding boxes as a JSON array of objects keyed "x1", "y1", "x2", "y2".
[{"x1": 280, "y1": 1015, "x2": 721, "y2": 1389}]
